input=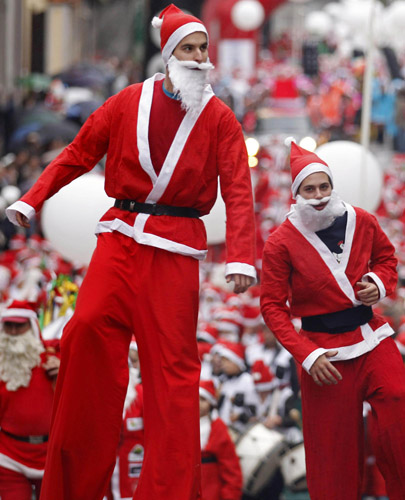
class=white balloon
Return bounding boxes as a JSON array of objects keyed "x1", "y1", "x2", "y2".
[
  {"x1": 304, "y1": 11, "x2": 333, "y2": 38},
  {"x1": 41, "y1": 173, "x2": 114, "y2": 266},
  {"x1": 324, "y1": 2, "x2": 342, "y2": 19},
  {"x1": 63, "y1": 87, "x2": 94, "y2": 107},
  {"x1": 2, "y1": 185, "x2": 21, "y2": 205},
  {"x1": 231, "y1": 0, "x2": 265, "y2": 31},
  {"x1": 333, "y1": 22, "x2": 350, "y2": 42},
  {"x1": 381, "y1": 1, "x2": 405, "y2": 47},
  {"x1": 146, "y1": 53, "x2": 166, "y2": 79},
  {"x1": 340, "y1": 0, "x2": 384, "y2": 36},
  {"x1": 202, "y1": 186, "x2": 226, "y2": 245},
  {"x1": 337, "y1": 40, "x2": 354, "y2": 59},
  {"x1": 315, "y1": 141, "x2": 382, "y2": 212}
]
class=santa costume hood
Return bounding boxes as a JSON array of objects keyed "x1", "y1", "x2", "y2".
[{"x1": 151, "y1": 3, "x2": 209, "y2": 65}]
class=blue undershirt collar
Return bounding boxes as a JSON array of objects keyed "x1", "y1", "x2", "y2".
[{"x1": 162, "y1": 82, "x2": 180, "y2": 100}]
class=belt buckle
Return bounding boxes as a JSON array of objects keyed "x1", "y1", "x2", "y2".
[
  {"x1": 129, "y1": 201, "x2": 135, "y2": 212},
  {"x1": 151, "y1": 203, "x2": 158, "y2": 215},
  {"x1": 29, "y1": 435, "x2": 44, "y2": 444}
]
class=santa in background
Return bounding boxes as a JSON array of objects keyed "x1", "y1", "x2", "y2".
[
  {"x1": 0, "y1": 300, "x2": 60, "y2": 500},
  {"x1": 105, "y1": 340, "x2": 144, "y2": 500},
  {"x1": 199, "y1": 379, "x2": 242, "y2": 500}
]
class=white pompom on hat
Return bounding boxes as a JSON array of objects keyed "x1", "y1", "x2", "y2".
[{"x1": 151, "y1": 3, "x2": 209, "y2": 65}]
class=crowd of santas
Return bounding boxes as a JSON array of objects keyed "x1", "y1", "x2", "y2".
[{"x1": 1, "y1": 153, "x2": 405, "y2": 497}]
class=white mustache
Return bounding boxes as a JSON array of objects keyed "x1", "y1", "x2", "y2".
[
  {"x1": 175, "y1": 60, "x2": 215, "y2": 71},
  {"x1": 301, "y1": 195, "x2": 331, "y2": 206}
]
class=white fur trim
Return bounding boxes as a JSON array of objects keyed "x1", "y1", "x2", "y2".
[
  {"x1": 1, "y1": 308, "x2": 37, "y2": 321},
  {"x1": 216, "y1": 345, "x2": 246, "y2": 370},
  {"x1": 225, "y1": 262, "x2": 257, "y2": 282},
  {"x1": 302, "y1": 322, "x2": 394, "y2": 373},
  {"x1": 0, "y1": 453, "x2": 44, "y2": 479},
  {"x1": 162, "y1": 22, "x2": 208, "y2": 65},
  {"x1": 151, "y1": 16, "x2": 163, "y2": 29},
  {"x1": 214, "y1": 320, "x2": 240, "y2": 334},
  {"x1": 200, "y1": 414, "x2": 211, "y2": 450},
  {"x1": 255, "y1": 380, "x2": 277, "y2": 392},
  {"x1": 199, "y1": 387, "x2": 217, "y2": 407},
  {"x1": 96, "y1": 218, "x2": 208, "y2": 260},
  {"x1": 6, "y1": 200, "x2": 35, "y2": 225},
  {"x1": 302, "y1": 347, "x2": 328, "y2": 373},
  {"x1": 292, "y1": 162, "x2": 333, "y2": 199},
  {"x1": 362, "y1": 272, "x2": 386, "y2": 300},
  {"x1": 289, "y1": 203, "x2": 362, "y2": 307}
]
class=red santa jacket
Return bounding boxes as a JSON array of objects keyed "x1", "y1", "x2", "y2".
[
  {"x1": 7, "y1": 74, "x2": 256, "y2": 279},
  {"x1": 0, "y1": 354, "x2": 55, "y2": 478},
  {"x1": 260, "y1": 204, "x2": 398, "y2": 372},
  {"x1": 201, "y1": 416, "x2": 242, "y2": 500}
]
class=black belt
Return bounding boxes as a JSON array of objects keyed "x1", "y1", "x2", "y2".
[
  {"x1": 1, "y1": 428, "x2": 48, "y2": 444},
  {"x1": 201, "y1": 455, "x2": 218, "y2": 464},
  {"x1": 114, "y1": 199, "x2": 200, "y2": 218},
  {"x1": 301, "y1": 305, "x2": 373, "y2": 334}
]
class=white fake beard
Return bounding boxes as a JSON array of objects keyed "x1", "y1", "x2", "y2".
[
  {"x1": 291, "y1": 190, "x2": 347, "y2": 232},
  {"x1": 0, "y1": 329, "x2": 44, "y2": 391},
  {"x1": 167, "y1": 56, "x2": 214, "y2": 115}
]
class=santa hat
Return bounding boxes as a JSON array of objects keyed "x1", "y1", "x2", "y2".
[
  {"x1": 285, "y1": 138, "x2": 333, "y2": 199},
  {"x1": 251, "y1": 360, "x2": 275, "y2": 391},
  {"x1": 9, "y1": 234, "x2": 26, "y2": 251},
  {"x1": 197, "y1": 322, "x2": 219, "y2": 344},
  {"x1": 151, "y1": 4, "x2": 209, "y2": 65},
  {"x1": 199, "y1": 379, "x2": 217, "y2": 407},
  {"x1": 0, "y1": 300, "x2": 41, "y2": 339},
  {"x1": 129, "y1": 335, "x2": 138, "y2": 351},
  {"x1": 211, "y1": 340, "x2": 246, "y2": 370},
  {"x1": 242, "y1": 304, "x2": 262, "y2": 329},
  {"x1": 213, "y1": 307, "x2": 243, "y2": 336}
]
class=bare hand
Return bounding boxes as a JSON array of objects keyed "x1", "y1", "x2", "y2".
[
  {"x1": 263, "y1": 414, "x2": 282, "y2": 429},
  {"x1": 356, "y1": 281, "x2": 379, "y2": 306},
  {"x1": 226, "y1": 274, "x2": 254, "y2": 294},
  {"x1": 42, "y1": 355, "x2": 60, "y2": 378},
  {"x1": 309, "y1": 351, "x2": 342, "y2": 386},
  {"x1": 16, "y1": 212, "x2": 30, "y2": 228}
]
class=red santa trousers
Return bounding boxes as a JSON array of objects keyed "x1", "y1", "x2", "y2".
[
  {"x1": 39, "y1": 232, "x2": 202, "y2": 500},
  {"x1": 301, "y1": 337, "x2": 405, "y2": 500},
  {"x1": 0, "y1": 466, "x2": 42, "y2": 500}
]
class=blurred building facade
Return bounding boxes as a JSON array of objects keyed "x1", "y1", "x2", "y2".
[
  {"x1": 0, "y1": 0, "x2": 149, "y2": 98},
  {"x1": 0, "y1": 0, "x2": 89, "y2": 96}
]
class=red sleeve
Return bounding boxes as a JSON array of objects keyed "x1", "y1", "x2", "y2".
[
  {"x1": 367, "y1": 213, "x2": 398, "y2": 297},
  {"x1": 210, "y1": 418, "x2": 243, "y2": 500},
  {"x1": 20, "y1": 94, "x2": 117, "y2": 213},
  {"x1": 260, "y1": 233, "x2": 321, "y2": 365},
  {"x1": 216, "y1": 108, "x2": 256, "y2": 270}
]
